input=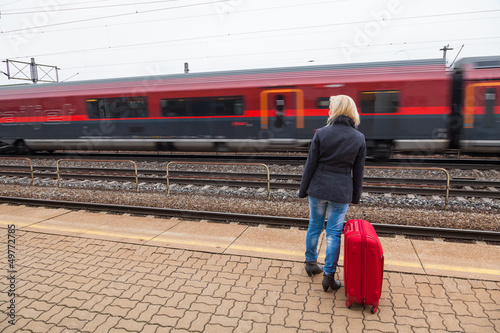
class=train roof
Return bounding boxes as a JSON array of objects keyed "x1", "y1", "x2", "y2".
[
  {"x1": 454, "y1": 55, "x2": 500, "y2": 69},
  {"x1": 0, "y1": 58, "x2": 445, "y2": 93}
]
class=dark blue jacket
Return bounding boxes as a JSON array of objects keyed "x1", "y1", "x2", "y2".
[{"x1": 298, "y1": 115, "x2": 366, "y2": 204}]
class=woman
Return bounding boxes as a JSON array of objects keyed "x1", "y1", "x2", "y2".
[{"x1": 298, "y1": 95, "x2": 366, "y2": 292}]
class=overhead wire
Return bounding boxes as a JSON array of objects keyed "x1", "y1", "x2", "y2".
[
  {"x1": 0, "y1": 0, "x2": 231, "y2": 34},
  {"x1": 63, "y1": 35, "x2": 500, "y2": 71},
  {"x1": 0, "y1": 0, "x2": 338, "y2": 36},
  {"x1": 1, "y1": 0, "x2": 182, "y2": 15},
  {"x1": 1, "y1": 5, "x2": 499, "y2": 36},
  {"x1": 1, "y1": 2, "x2": 499, "y2": 77},
  {"x1": 8, "y1": 11, "x2": 500, "y2": 59},
  {"x1": 0, "y1": 0, "x2": 340, "y2": 37}
]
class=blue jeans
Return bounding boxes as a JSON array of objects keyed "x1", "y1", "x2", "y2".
[{"x1": 305, "y1": 196, "x2": 349, "y2": 275}]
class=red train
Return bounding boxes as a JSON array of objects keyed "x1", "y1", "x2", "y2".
[{"x1": 0, "y1": 56, "x2": 498, "y2": 157}]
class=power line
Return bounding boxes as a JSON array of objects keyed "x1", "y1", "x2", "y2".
[
  {"x1": 1, "y1": 0, "x2": 182, "y2": 15},
  {"x1": 61, "y1": 36, "x2": 500, "y2": 72},
  {"x1": 0, "y1": 0, "x2": 230, "y2": 34},
  {"x1": 1, "y1": 0, "x2": 145, "y2": 12},
  {"x1": 0, "y1": 0, "x2": 338, "y2": 36},
  {"x1": 1, "y1": 7, "x2": 499, "y2": 37},
  {"x1": 14, "y1": 18, "x2": 500, "y2": 59}
]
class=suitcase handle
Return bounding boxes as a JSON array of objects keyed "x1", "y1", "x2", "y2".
[
  {"x1": 345, "y1": 221, "x2": 354, "y2": 233},
  {"x1": 380, "y1": 255, "x2": 385, "y2": 289}
]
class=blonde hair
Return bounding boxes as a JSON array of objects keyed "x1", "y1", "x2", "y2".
[{"x1": 327, "y1": 95, "x2": 360, "y2": 127}]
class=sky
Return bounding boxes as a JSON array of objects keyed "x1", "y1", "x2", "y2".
[{"x1": 0, "y1": 0, "x2": 499, "y2": 85}]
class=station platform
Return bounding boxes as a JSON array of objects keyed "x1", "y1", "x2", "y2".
[{"x1": 0, "y1": 204, "x2": 499, "y2": 332}]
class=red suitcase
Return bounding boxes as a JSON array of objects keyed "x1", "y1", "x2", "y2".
[{"x1": 343, "y1": 219, "x2": 384, "y2": 314}]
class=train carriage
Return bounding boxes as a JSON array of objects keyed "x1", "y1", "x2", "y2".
[
  {"x1": 0, "y1": 56, "x2": 498, "y2": 156},
  {"x1": 452, "y1": 56, "x2": 500, "y2": 153}
]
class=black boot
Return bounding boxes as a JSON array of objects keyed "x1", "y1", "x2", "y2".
[
  {"x1": 305, "y1": 260, "x2": 323, "y2": 277},
  {"x1": 322, "y1": 273, "x2": 341, "y2": 291}
]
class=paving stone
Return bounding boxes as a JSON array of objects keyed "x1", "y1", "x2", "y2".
[
  {"x1": 394, "y1": 316, "x2": 429, "y2": 328},
  {"x1": 300, "y1": 319, "x2": 332, "y2": 332},
  {"x1": 420, "y1": 296, "x2": 451, "y2": 306},
  {"x1": 416, "y1": 283, "x2": 434, "y2": 297},
  {"x1": 425, "y1": 311, "x2": 446, "y2": 330},
  {"x1": 101, "y1": 305, "x2": 131, "y2": 317},
  {"x1": 441, "y1": 313, "x2": 464, "y2": 332},
  {"x1": 347, "y1": 317, "x2": 365, "y2": 331},
  {"x1": 430, "y1": 283, "x2": 448, "y2": 298},
  {"x1": 21, "y1": 320, "x2": 54, "y2": 333},
  {"x1": 465, "y1": 300, "x2": 488, "y2": 317},
  {"x1": 327, "y1": 315, "x2": 347, "y2": 332},
  {"x1": 391, "y1": 293, "x2": 407, "y2": 308},
  {"x1": 474, "y1": 288, "x2": 494, "y2": 303},
  {"x1": 448, "y1": 292, "x2": 480, "y2": 302},
  {"x1": 208, "y1": 315, "x2": 239, "y2": 327},
  {"x1": 458, "y1": 315, "x2": 495, "y2": 327},
  {"x1": 285, "y1": 309, "x2": 302, "y2": 328},
  {"x1": 270, "y1": 307, "x2": 288, "y2": 326},
  {"x1": 234, "y1": 320, "x2": 253, "y2": 333},
  {"x1": 450, "y1": 299, "x2": 471, "y2": 316},
  {"x1": 442, "y1": 277, "x2": 460, "y2": 293},
  {"x1": 59, "y1": 297, "x2": 86, "y2": 309},
  {"x1": 58, "y1": 317, "x2": 90, "y2": 331},
  {"x1": 246, "y1": 303, "x2": 274, "y2": 316},
  {"x1": 405, "y1": 294, "x2": 423, "y2": 310},
  {"x1": 267, "y1": 325, "x2": 299, "y2": 333},
  {"x1": 150, "y1": 314, "x2": 179, "y2": 328},
  {"x1": 189, "y1": 312, "x2": 212, "y2": 332},
  {"x1": 67, "y1": 309, "x2": 97, "y2": 323},
  {"x1": 26, "y1": 300, "x2": 55, "y2": 313},
  {"x1": 363, "y1": 320, "x2": 398, "y2": 332},
  {"x1": 94, "y1": 316, "x2": 121, "y2": 332},
  {"x1": 304, "y1": 296, "x2": 321, "y2": 312},
  {"x1": 491, "y1": 318, "x2": 500, "y2": 332}
]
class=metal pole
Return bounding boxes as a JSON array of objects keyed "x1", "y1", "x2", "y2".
[{"x1": 30, "y1": 58, "x2": 38, "y2": 83}]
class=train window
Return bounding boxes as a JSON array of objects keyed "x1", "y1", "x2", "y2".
[
  {"x1": 160, "y1": 96, "x2": 244, "y2": 117},
  {"x1": 360, "y1": 91, "x2": 399, "y2": 113},
  {"x1": 484, "y1": 88, "x2": 496, "y2": 128},
  {"x1": 317, "y1": 98, "x2": 330, "y2": 109},
  {"x1": 86, "y1": 97, "x2": 148, "y2": 119}
]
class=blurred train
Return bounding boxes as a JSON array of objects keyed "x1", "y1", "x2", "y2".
[{"x1": 0, "y1": 56, "x2": 499, "y2": 158}]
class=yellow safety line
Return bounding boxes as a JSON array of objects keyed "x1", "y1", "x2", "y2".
[
  {"x1": 2, "y1": 220, "x2": 499, "y2": 276},
  {"x1": 229, "y1": 244, "x2": 304, "y2": 256},
  {"x1": 424, "y1": 263, "x2": 500, "y2": 276},
  {"x1": 385, "y1": 260, "x2": 423, "y2": 268},
  {"x1": 27, "y1": 223, "x2": 154, "y2": 240},
  {"x1": 149, "y1": 236, "x2": 226, "y2": 248}
]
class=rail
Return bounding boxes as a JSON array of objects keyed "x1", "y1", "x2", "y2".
[
  {"x1": 0, "y1": 196, "x2": 498, "y2": 242},
  {"x1": 0, "y1": 157, "x2": 34, "y2": 186},
  {"x1": 365, "y1": 166, "x2": 450, "y2": 209},
  {"x1": 56, "y1": 159, "x2": 139, "y2": 192},
  {"x1": 166, "y1": 161, "x2": 271, "y2": 200}
]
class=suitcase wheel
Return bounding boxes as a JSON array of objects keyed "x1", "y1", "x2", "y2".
[
  {"x1": 371, "y1": 306, "x2": 377, "y2": 314},
  {"x1": 345, "y1": 301, "x2": 352, "y2": 309}
]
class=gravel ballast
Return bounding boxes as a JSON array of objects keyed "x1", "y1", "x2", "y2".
[{"x1": 0, "y1": 158, "x2": 498, "y2": 231}]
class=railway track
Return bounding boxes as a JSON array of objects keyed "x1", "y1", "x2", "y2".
[
  {"x1": 1, "y1": 196, "x2": 499, "y2": 243},
  {"x1": 0, "y1": 166, "x2": 498, "y2": 199},
  {"x1": 2, "y1": 152, "x2": 500, "y2": 169}
]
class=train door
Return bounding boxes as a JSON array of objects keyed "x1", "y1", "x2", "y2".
[
  {"x1": 259, "y1": 88, "x2": 304, "y2": 139},
  {"x1": 358, "y1": 90, "x2": 400, "y2": 157},
  {"x1": 463, "y1": 82, "x2": 500, "y2": 152}
]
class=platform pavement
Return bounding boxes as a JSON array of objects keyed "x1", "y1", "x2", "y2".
[{"x1": 0, "y1": 204, "x2": 499, "y2": 332}]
